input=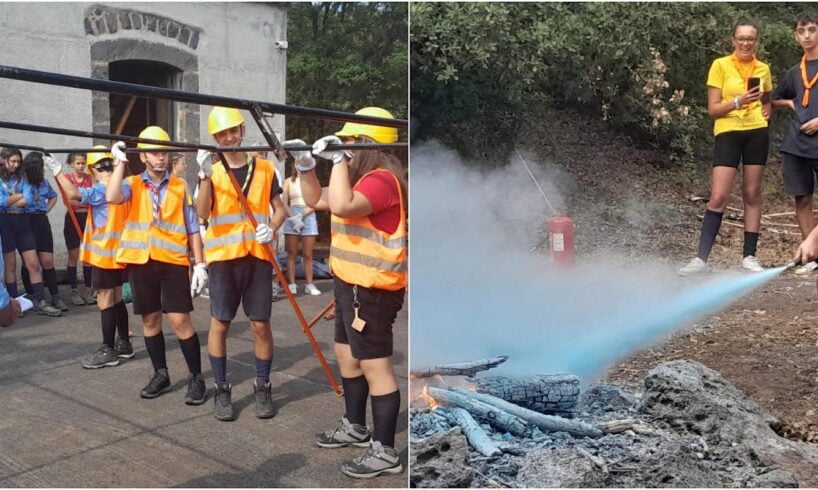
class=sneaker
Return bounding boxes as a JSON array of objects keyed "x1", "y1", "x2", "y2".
[
  {"x1": 36, "y1": 299, "x2": 63, "y2": 317},
  {"x1": 316, "y1": 416, "x2": 371, "y2": 448},
  {"x1": 200, "y1": 287, "x2": 210, "y2": 299},
  {"x1": 288, "y1": 283, "x2": 298, "y2": 295},
  {"x1": 678, "y1": 257, "x2": 708, "y2": 276},
  {"x1": 304, "y1": 283, "x2": 322, "y2": 296},
  {"x1": 271, "y1": 284, "x2": 283, "y2": 302},
  {"x1": 741, "y1": 255, "x2": 764, "y2": 273},
  {"x1": 81, "y1": 344, "x2": 121, "y2": 369},
  {"x1": 82, "y1": 289, "x2": 96, "y2": 305},
  {"x1": 213, "y1": 383, "x2": 236, "y2": 421},
  {"x1": 140, "y1": 369, "x2": 171, "y2": 399},
  {"x1": 185, "y1": 373, "x2": 207, "y2": 405},
  {"x1": 70, "y1": 289, "x2": 85, "y2": 306},
  {"x1": 253, "y1": 381, "x2": 276, "y2": 418},
  {"x1": 341, "y1": 441, "x2": 403, "y2": 479},
  {"x1": 113, "y1": 337, "x2": 135, "y2": 359},
  {"x1": 52, "y1": 296, "x2": 69, "y2": 312},
  {"x1": 795, "y1": 260, "x2": 818, "y2": 275}
]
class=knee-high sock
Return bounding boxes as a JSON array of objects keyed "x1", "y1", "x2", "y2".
[
  {"x1": 371, "y1": 390, "x2": 400, "y2": 448},
  {"x1": 115, "y1": 301, "x2": 129, "y2": 341},
  {"x1": 144, "y1": 332, "x2": 167, "y2": 372},
  {"x1": 178, "y1": 333, "x2": 202, "y2": 375},
  {"x1": 743, "y1": 231, "x2": 759, "y2": 258},
  {"x1": 43, "y1": 268, "x2": 58, "y2": 297},
  {"x1": 21, "y1": 267, "x2": 33, "y2": 296},
  {"x1": 697, "y1": 210, "x2": 723, "y2": 262},
  {"x1": 100, "y1": 306, "x2": 117, "y2": 348},
  {"x1": 209, "y1": 355, "x2": 228, "y2": 387},
  {"x1": 5, "y1": 282, "x2": 18, "y2": 298},
  {"x1": 342, "y1": 375, "x2": 370, "y2": 426},
  {"x1": 30, "y1": 282, "x2": 46, "y2": 302},
  {"x1": 83, "y1": 265, "x2": 92, "y2": 288},
  {"x1": 255, "y1": 357, "x2": 272, "y2": 387},
  {"x1": 68, "y1": 266, "x2": 78, "y2": 289}
]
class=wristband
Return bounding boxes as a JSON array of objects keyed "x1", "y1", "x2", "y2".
[{"x1": 734, "y1": 96, "x2": 741, "y2": 110}]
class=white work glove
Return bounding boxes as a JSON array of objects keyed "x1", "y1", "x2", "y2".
[
  {"x1": 190, "y1": 263, "x2": 208, "y2": 298},
  {"x1": 255, "y1": 223, "x2": 274, "y2": 244},
  {"x1": 197, "y1": 149, "x2": 214, "y2": 179},
  {"x1": 111, "y1": 141, "x2": 128, "y2": 165},
  {"x1": 43, "y1": 154, "x2": 62, "y2": 176},
  {"x1": 284, "y1": 139, "x2": 317, "y2": 172},
  {"x1": 312, "y1": 135, "x2": 352, "y2": 165},
  {"x1": 286, "y1": 213, "x2": 304, "y2": 233}
]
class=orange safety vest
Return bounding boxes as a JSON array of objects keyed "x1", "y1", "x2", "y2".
[
  {"x1": 116, "y1": 175, "x2": 190, "y2": 266},
  {"x1": 329, "y1": 170, "x2": 407, "y2": 291},
  {"x1": 79, "y1": 198, "x2": 129, "y2": 270},
  {"x1": 203, "y1": 157, "x2": 275, "y2": 265}
]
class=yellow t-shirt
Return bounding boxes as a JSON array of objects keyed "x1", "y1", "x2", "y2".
[{"x1": 707, "y1": 55, "x2": 773, "y2": 136}]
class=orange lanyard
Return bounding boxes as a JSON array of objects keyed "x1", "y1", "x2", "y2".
[{"x1": 800, "y1": 55, "x2": 818, "y2": 108}]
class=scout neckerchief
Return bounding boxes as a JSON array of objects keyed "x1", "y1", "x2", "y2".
[
  {"x1": 731, "y1": 52, "x2": 757, "y2": 88},
  {"x1": 227, "y1": 155, "x2": 255, "y2": 196},
  {"x1": 801, "y1": 55, "x2": 818, "y2": 108},
  {"x1": 145, "y1": 174, "x2": 164, "y2": 222}
]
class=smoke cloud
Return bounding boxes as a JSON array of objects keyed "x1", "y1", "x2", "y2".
[{"x1": 410, "y1": 142, "x2": 781, "y2": 381}]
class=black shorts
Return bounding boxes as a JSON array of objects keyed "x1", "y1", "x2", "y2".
[
  {"x1": 782, "y1": 152, "x2": 818, "y2": 196},
  {"x1": 208, "y1": 255, "x2": 273, "y2": 322},
  {"x1": 92, "y1": 266, "x2": 124, "y2": 290},
  {"x1": 29, "y1": 214, "x2": 54, "y2": 253},
  {"x1": 333, "y1": 277, "x2": 405, "y2": 360},
  {"x1": 63, "y1": 210, "x2": 88, "y2": 250},
  {"x1": 127, "y1": 259, "x2": 193, "y2": 315},
  {"x1": 0, "y1": 213, "x2": 36, "y2": 254},
  {"x1": 713, "y1": 128, "x2": 769, "y2": 167}
]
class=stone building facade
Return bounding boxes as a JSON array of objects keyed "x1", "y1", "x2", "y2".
[{"x1": 0, "y1": 2, "x2": 288, "y2": 261}]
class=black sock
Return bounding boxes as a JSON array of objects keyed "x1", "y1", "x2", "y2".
[
  {"x1": 31, "y1": 282, "x2": 46, "y2": 302},
  {"x1": 371, "y1": 390, "x2": 400, "y2": 448},
  {"x1": 144, "y1": 332, "x2": 167, "y2": 372},
  {"x1": 743, "y1": 231, "x2": 759, "y2": 258},
  {"x1": 342, "y1": 375, "x2": 370, "y2": 426},
  {"x1": 255, "y1": 357, "x2": 272, "y2": 387},
  {"x1": 100, "y1": 306, "x2": 117, "y2": 348},
  {"x1": 83, "y1": 266, "x2": 92, "y2": 288},
  {"x1": 209, "y1": 355, "x2": 228, "y2": 386},
  {"x1": 43, "y1": 268, "x2": 58, "y2": 297},
  {"x1": 68, "y1": 266, "x2": 78, "y2": 289},
  {"x1": 697, "y1": 209, "x2": 724, "y2": 261},
  {"x1": 115, "y1": 301, "x2": 129, "y2": 341},
  {"x1": 178, "y1": 333, "x2": 202, "y2": 375},
  {"x1": 5, "y1": 282, "x2": 18, "y2": 298},
  {"x1": 21, "y1": 267, "x2": 33, "y2": 296}
]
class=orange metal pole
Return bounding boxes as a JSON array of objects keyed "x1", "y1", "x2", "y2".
[
  {"x1": 308, "y1": 299, "x2": 336, "y2": 329},
  {"x1": 54, "y1": 177, "x2": 83, "y2": 239}
]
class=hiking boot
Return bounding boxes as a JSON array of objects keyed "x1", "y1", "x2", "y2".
[
  {"x1": 254, "y1": 381, "x2": 276, "y2": 419},
  {"x1": 185, "y1": 373, "x2": 207, "y2": 405},
  {"x1": 213, "y1": 383, "x2": 236, "y2": 421},
  {"x1": 82, "y1": 289, "x2": 96, "y2": 305},
  {"x1": 36, "y1": 299, "x2": 63, "y2": 317},
  {"x1": 70, "y1": 289, "x2": 85, "y2": 306},
  {"x1": 81, "y1": 344, "x2": 121, "y2": 369},
  {"x1": 288, "y1": 283, "x2": 298, "y2": 295},
  {"x1": 52, "y1": 296, "x2": 69, "y2": 312},
  {"x1": 341, "y1": 441, "x2": 403, "y2": 479},
  {"x1": 140, "y1": 369, "x2": 171, "y2": 399},
  {"x1": 113, "y1": 337, "x2": 135, "y2": 359},
  {"x1": 678, "y1": 257, "x2": 708, "y2": 276},
  {"x1": 316, "y1": 416, "x2": 371, "y2": 448},
  {"x1": 741, "y1": 255, "x2": 764, "y2": 273},
  {"x1": 304, "y1": 283, "x2": 322, "y2": 296},
  {"x1": 795, "y1": 260, "x2": 818, "y2": 275}
]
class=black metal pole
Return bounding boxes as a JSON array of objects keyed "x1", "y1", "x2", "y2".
[
  {"x1": 0, "y1": 141, "x2": 405, "y2": 154},
  {"x1": 0, "y1": 64, "x2": 407, "y2": 129}
]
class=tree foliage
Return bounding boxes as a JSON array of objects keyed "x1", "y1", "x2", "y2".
[{"x1": 411, "y1": 2, "x2": 813, "y2": 164}]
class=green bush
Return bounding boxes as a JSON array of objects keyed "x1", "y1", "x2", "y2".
[{"x1": 411, "y1": 2, "x2": 811, "y2": 164}]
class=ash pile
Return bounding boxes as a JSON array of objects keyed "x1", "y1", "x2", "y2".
[{"x1": 410, "y1": 356, "x2": 818, "y2": 488}]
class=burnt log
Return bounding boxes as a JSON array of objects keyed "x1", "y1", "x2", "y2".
[
  {"x1": 450, "y1": 387, "x2": 603, "y2": 438},
  {"x1": 445, "y1": 407, "x2": 502, "y2": 457},
  {"x1": 427, "y1": 386, "x2": 532, "y2": 438},
  {"x1": 473, "y1": 374, "x2": 580, "y2": 415},
  {"x1": 411, "y1": 356, "x2": 509, "y2": 378}
]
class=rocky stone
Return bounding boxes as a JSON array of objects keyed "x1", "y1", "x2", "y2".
[
  {"x1": 579, "y1": 384, "x2": 637, "y2": 415},
  {"x1": 745, "y1": 469, "x2": 798, "y2": 488},
  {"x1": 516, "y1": 448, "x2": 605, "y2": 488},
  {"x1": 410, "y1": 428, "x2": 473, "y2": 488}
]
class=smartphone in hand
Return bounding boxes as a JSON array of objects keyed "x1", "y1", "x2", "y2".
[{"x1": 747, "y1": 77, "x2": 762, "y2": 92}]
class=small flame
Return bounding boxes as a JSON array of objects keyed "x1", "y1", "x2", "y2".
[{"x1": 421, "y1": 385, "x2": 439, "y2": 409}]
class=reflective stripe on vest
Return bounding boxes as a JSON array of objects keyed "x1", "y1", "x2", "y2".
[
  {"x1": 80, "y1": 201, "x2": 129, "y2": 270},
  {"x1": 204, "y1": 158, "x2": 276, "y2": 265},
  {"x1": 329, "y1": 170, "x2": 407, "y2": 291},
  {"x1": 116, "y1": 175, "x2": 190, "y2": 266}
]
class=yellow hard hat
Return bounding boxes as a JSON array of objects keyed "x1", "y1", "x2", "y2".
[
  {"x1": 208, "y1": 106, "x2": 245, "y2": 135},
  {"x1": 137, "y1": 126, "x2": 171, "y2": 149},
  {"x1": 335, "y1": 107, "x2": 398, "y2": 144},
  {"x1": 86, "y1": 145, "x2": 113, "y2": 167}
]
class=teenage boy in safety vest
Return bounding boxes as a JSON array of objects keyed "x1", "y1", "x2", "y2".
[
  {"x1": 106, "y1": 127, "x2": 208, "y2": 404},
  {"x1": 44, "y1": 147, "x2": 133, "y2": 367},
  {"x1": 195, "y1": 107, "x2": 286, "y2": 421},
  {"x1": 773, "y1": 12, "x2": 818, "y2": 275}
]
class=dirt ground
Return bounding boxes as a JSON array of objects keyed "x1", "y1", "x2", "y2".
[{"x1": 520, "y1": 108, "x2": 818, "y2": 448}]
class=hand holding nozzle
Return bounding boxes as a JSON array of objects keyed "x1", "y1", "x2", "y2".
[{"x1": 784, "y1": 259, "x2": 802, "y2": 272}]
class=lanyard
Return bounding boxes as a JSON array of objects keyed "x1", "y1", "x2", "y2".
[
  {"x1": 730, "y1": 53, "x2": 757, "y2": 87},
  {"x1": 800, "y1": 55, "x2": 818, "y2": 108}
]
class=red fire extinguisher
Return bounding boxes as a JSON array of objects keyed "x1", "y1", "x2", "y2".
[{"x1": 548, "y1": 216, "x2": 574, "y2": 267}]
